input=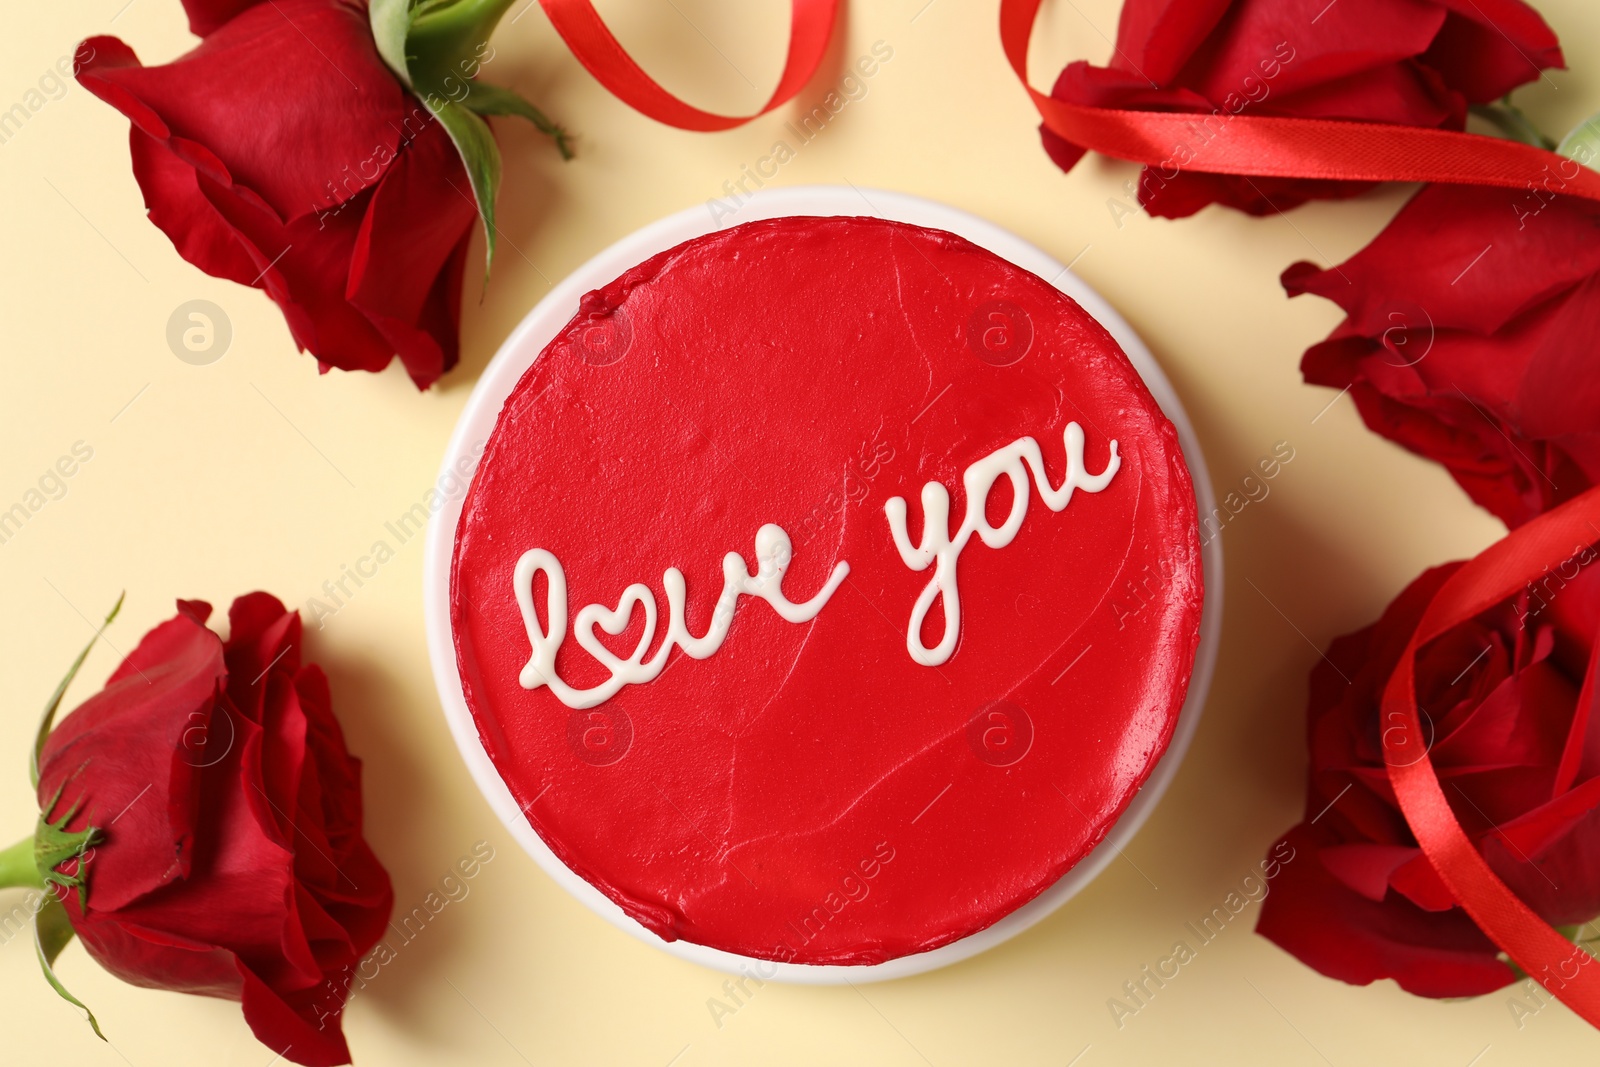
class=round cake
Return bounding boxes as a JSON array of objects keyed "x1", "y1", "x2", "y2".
[{"x1": 449, "y1": 215, "x2": 1203, "y2": 966}]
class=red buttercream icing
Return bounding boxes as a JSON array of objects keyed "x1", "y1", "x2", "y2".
[{"x1": 451, "y1": 216, "x2": 1203, "y2": 965}]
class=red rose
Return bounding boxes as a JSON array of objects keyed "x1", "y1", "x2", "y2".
[
  {"x1": 1257, "y1": 558, "x2": 1600, "y2": 996},
  {"x1": 1041, "y1": 0, "x2": 1562, "y2": 218},
  {"x1": 1287, "y1": 183, "x2": 1600, "y2": 528},
  {"x1": 35, "y1": 594, "x2": 392, "y2": 1066},
  {"x1": 75, "y1": 0, "x2": 478, "y2": 388}
]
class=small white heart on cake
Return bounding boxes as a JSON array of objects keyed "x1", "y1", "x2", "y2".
[{"x1": 573, "y1": 585, "x2": 659, "y2": 672}]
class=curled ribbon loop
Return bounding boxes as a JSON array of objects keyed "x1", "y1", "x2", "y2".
[
  {"x1": 1000, "y1": 0, "x2": 1600, "y2": 202},
  {"x1": 1380, "y1": 487, "x2": 1600, "y2": 1026},
  {"x1": 1005, "y1": 0, "x2": 1600, "y2": 1021},
  {"x1": 538, "y1": 0, "x2": 839, "y2": 132}
]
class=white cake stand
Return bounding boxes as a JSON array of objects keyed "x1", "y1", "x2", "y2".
[{"x1": 423, "y1": 186, "x2": 1224, "y2": 984}]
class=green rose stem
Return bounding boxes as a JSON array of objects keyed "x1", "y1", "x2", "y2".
[
  {"x1": 407, "y1": 0, "x2": 518, "y2": 80},
  {"x1": 1559, "y1": 109, "x2": 1600, "y2": 168},
  {"x1": 0, "y1": 836, "x2": 43, "y2": 890}
]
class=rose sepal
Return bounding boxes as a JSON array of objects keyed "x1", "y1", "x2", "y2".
[
  {"x1": 36, "y1": 894, "x2": 103, "y2": 1041},
  {"x1": 1468, "y1": 95, "x2": 1556, "y2": 151},
  {"x1": 369, "y1": 0, "x2": 571, "y2": 281},
  {"x1": 34, "y1": 781, "x2": 101, "y2": 908},
  {"x1": 458, "y1": 82, "x2": 572, "y2": 161},
  {"x1": 32, "y1": 593, "x2": 121, "y2": 789},
  {"x1": 9, "y1": 594, "x2": 123, "y2": 1040}
]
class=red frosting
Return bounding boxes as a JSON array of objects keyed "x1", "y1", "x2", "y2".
[{"x1": 451, "y1": 216, "x2": 1203, "y2": 965}]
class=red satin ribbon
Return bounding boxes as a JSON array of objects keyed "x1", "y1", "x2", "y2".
[
  {"x1": 1000, "y1": 0, "x2": 1600, "y2": 202},
  {"x1": 537, "y1": 0, "x2": 839, "y2": 131},
  {"x1": 1381, "y1": 488, "x2": 1600, "y2": 1026},
  {"x1": 1006, "y1": 0, "x2": 1600, "y2": 1022}
]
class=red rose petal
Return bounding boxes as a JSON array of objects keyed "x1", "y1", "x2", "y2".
[
  {"x1": 181, "y1": 0, "x2": 268, "y2": 37},
  {"x1": 107, "y1": 705, "x2": 301, "y2": 967},
  {"x1": 1109, "y1": 0, "x2": 1232, "y2": 84},
  {"x1": 1516, "y1": 274, "x2": 1600, "y2": 440},
  {"x1": 1484, "y1": 791, "x2": 1600, "y2": 925},
  {"x1": 1320, "y1": 842, "x2": 1419, "y2": 901},
  {"x1": 345, "y1": 117, "x2": 476, "y2": 389},
  {"x1": 225, "y1": 593, "x2": 303, "y2": 716},
  {"x1": 238, "y1": 962, "x2": 352, "y2": 1067},
  {"x1": 1259, "y1": 826, "x2": 1514, "y2": 997},
  {"x1": 76, "y1": 1, "x2": 408, "y2": 223},
  {"x1": 1288, "y1": 186, "x2": 1600, "y2": 337},
  {"x1": 1389, "y1": 850, "x2": 1457, "y2": 911},
  {"x1": 1429, "y1": 663, "x2": 1573, "y2": 790},
  {"x1": 70, "y1": 913, "x2": 242, "y2": 997},
  {"x1": 1425, "y1": 2, "x2": 1563, "y2": 101},
  {"x1": 1185, "y1": 0, "x2": 1445, "y2": 105},
  {"x1": 1493, "y1": 773, "x2": 1600, "y2": 862},
  {"x1": 194, "y1": 167, "x2": 396, "y2": 373},
  {"x1": 1266, "y1": 59, "x2": 1459, "y2": 128},
  {"x1": 38, "y1": 611, "x2": 226, "y2": 909}
]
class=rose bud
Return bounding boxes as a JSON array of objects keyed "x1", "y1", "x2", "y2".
[
  {"x1": 0, "y1": 594, "x2": 392, "y2": 1066},
  {"x1": 74, "y1": 0, "x2": 569, "y2": 388},
  {"x1": 1286, "y1": 183, "x2": 1600, "y2": 529},
  {"x1": 1258, "y1": 555, "x2": 1600, "y2": 996},
  {"x1": 1041, "y1": 0, "x2": 1562, "y2": 218}
]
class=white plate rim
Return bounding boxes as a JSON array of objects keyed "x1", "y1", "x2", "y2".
[{"x1": 422, "y1": 185, "x2": 1224, "y2": 984}]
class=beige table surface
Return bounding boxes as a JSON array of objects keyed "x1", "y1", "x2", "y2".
[{"x1": 4, "y1": 0, "x2": 1598, "y2": 1063}]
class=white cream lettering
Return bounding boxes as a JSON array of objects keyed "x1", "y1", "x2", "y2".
[
  {"x1": 884, "y1": 422, "x2": 1120, "y2": 666},
  {"x1": 514, "y1": 524, "x2": 849, "y2": 709},
  {"x1": 511, "y1": 423, "x2": 1119, "y2": 704}
]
